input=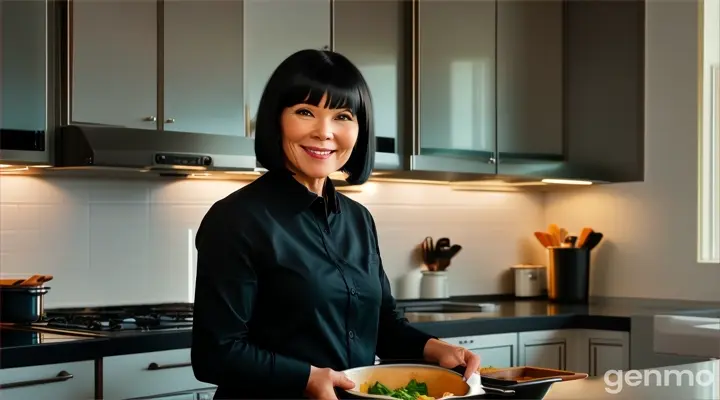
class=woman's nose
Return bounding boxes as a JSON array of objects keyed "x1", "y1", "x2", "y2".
[{"x1": 312, "y1": 118, "x2": 334, "y2": 140}]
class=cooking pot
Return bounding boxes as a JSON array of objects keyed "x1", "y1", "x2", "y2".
[{"x1": 0, "y1": 286, "x2": 50, "y2": 323}]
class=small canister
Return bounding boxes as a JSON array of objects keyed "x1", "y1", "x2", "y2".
[{"x1": 511, "y1": 264, "x2": 545, "y2": 298}]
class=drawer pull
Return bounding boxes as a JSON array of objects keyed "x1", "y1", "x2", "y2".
[
  {"x1": 147, "y1": 362, "x2": 192, "y2": 371},
  {"x1": 0, "y1": 370, "x2": 74, "y2": 389}
]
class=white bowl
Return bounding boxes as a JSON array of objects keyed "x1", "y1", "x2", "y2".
[{"x1": 342, "y1": 364, "x2": 484, "y2": 399}]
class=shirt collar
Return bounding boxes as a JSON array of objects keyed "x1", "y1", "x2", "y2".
[{"x1": 262, "y1": 169, "x2": 341, "y2": 215}]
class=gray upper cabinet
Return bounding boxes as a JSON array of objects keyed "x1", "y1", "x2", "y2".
[
  {"x1": 244, "y1": 0, "x2": 331, "y2": 138},
  {"x1": 1, "y1": 0, "x2": 46, "y2": 132},
  {"x1": 563, "y1": 0, "x2": 644, "y2": 182},
  {"x1": 334, "y1": 0, "x2": 405, "y2": 170},
  {"x1": 496, "y1": 0, "x2": 564, "y2": 172},
  {"x1": 416, "y1": 0, "x2": 497, "y2": 174},
  {"x1": 71, "y1": 0, "x2": 157, "y2": 129},
  {"x1": 0, "y1": 0, "x2": 50, "y2": 165},
  {"x1": 163, "y1": 1, "x2": 245, "y2": 136}
]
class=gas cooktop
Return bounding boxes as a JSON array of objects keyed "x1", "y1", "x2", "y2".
[{"x1": 32, "y1": 303, "x2": 194, "y2": 333}]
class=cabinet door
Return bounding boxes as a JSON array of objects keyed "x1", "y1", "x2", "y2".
[
  {"x1": 102, "y1": 349, "x2": 214, "y2": 399},
  {"x1": 563, "y1": 0, "x2": 644, "y2": 182},
  {"x1": 71, "y1": 0, "x2": 157, "y2": 129},
  {"x1": 443, "y1": 333, "x2": 518, "y2": 368},
  {"x1": 334, "y1": 0, "x2": 405, "y2": 170},
  {"x1": 518, "y1": 330, "x2": 570, "y2": 370},
  {"x1": 163, "y1": 0, "x2": 245, "y2": 136},
  {"x1": 496, "y1": 0, "x2": 565, "y2": 176},
  {"x1": 416, "y1": 0, "x2": 496, "y2": 174},
  {"x1": 243, "y1": 0, "x2": 331, "y2": 138},
  {"x1": 575, "y1": 330, "x2": 630, "y2": 376},
  {"x1": 0, "y1": 361, "x2": 95, "y2": 400},
  {"x1": 1, "y1": 0, "x2": 46, "y2": 131}
]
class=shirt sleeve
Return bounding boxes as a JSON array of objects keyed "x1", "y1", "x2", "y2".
[
  {"x1": 191, "y1": 202, "x2": 311, "y2": 393},
  {"x1": 370, "y1": 215, "x2": 436, "y2": 361}
]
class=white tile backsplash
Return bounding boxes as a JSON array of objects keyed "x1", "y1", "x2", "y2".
[{"x1": 0, "y1": 175, "x2": 546, "y2": 307}]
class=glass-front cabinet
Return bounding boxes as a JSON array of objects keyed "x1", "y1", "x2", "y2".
[
  {"x1": 415, "y1": 0, "x2": 497, "y2": 175},
  {"x1": 71, "y1": 0, "x2": 157, "y2": 129},
  {"x1": 0, "y1": 0, "x2": 50, "y2": 165},
  {"x1": 163, "y1": 1, "x2": 245, "y2": 136},
  {"x1": 243, "y1": 0, "x2": 331, "y2": 138},
  {"x1": 495, "y1": 0, "x2": 565, "y2": 177},
  {"x1": 334, "y1": 0, "x2": 406, "y2": 171}
]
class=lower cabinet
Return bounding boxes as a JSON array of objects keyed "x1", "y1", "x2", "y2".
[
  {"x1": 0, "y1": 360, "x2": 95, "y2": 400},
  {"x1": 442, "y1": 329, "x2": 630, "y2": 377},
  {"x1": 102, "y1": 349, "x2": 215, "y2": 400},
  {"x1": 442, "y1": 333, "x2": 518, "y2": 368}
]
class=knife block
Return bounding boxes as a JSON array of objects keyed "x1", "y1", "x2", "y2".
[{"x1": 419, "y1": 271, "x2": 449, "y2": 299}]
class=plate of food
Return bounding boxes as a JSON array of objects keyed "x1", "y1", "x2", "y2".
[{"x1": 342, "y1": 363, "x2": 485, "y2": 400}]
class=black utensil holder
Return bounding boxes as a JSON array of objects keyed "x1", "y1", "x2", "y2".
[{"x1": 547, "y1": 247, "x2": 590, "y2": 304}]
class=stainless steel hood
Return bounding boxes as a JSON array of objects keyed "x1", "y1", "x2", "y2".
[{"x1": 55, "y1": 124, "x2": 257, "y2": 173}]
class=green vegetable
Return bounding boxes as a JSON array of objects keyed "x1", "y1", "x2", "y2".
[{"x1": 367, "y1": 379, "x2": 429, "y2": 400}]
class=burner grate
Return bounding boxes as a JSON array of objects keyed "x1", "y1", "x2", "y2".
[{"x1": 41, "y1": 303, "x2": 194, "y2": 332}]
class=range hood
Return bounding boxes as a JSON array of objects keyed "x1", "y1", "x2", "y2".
[{"x1": 55, "y1": 124, "x2": 257, "y2": 173}]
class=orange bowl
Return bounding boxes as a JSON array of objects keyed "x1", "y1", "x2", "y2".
[{"x1": 342, "y1": 364, "x2": 484, "y2": 399}]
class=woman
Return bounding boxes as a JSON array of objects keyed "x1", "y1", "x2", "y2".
[{"x1": 191, "y1": 49, "x2": 481, "y2": 400}]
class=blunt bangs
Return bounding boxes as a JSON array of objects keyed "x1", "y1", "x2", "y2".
[
  {"x1": 255, "y1": 49, "x2": 375, "y2": 185},
  {"x1": 279, "y1": 72, "x2": 364, "y2": 117}
]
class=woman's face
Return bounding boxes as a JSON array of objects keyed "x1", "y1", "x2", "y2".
[{"x1": 281, "y1": 93, "x2": 359, "y2": 181}]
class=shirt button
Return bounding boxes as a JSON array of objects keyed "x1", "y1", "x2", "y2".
[
  {"x1": 350, "y1": 288, "x2": 357, "y2": 295},
  {"x1": 348, "y1": 331, "x2": 355, "y2": 339},
  {"x1": 323, "y1": 228, "x2": 330, "y2": 233}
]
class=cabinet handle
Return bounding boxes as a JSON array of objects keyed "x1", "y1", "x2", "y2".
[
  {"x1": 0, "y1": 370, "x2": 74, "y2": 389},
  {"x1": 144, "y1": 116, "x2": 157, "y2": 122},
  {"x1": 147, "y1": 362, "x2": 192, "y2": 371},
  {"x1": 244, "y1": 105, "x2": 254, "y2": 138},
  {"x1": 165, "y1": 118, "x2": 175, "y2": 123}
]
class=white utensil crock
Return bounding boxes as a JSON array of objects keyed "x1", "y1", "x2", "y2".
[{"x1": 420, "y1": 271, "x2": 449, "y2": 299}]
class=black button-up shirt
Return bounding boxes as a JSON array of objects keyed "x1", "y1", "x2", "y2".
[{"x1": 191, "y1": 170, "x2": 434, "y2": 399}]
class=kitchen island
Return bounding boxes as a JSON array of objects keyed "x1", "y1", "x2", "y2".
[{"x1": 544, "y1": 359, "x2": 719, "y2": 399}]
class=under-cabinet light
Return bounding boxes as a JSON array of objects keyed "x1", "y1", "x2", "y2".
[{"x1": 541, "y1": 179, "x2": 593, "y2": 185}]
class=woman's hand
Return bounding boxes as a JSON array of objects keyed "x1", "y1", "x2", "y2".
[
  {"x1": 305, "y1": 366, "x2": 356, "y2": 400},
  {"x1": 423, "y1": 338, "x2": 482, "y2": 381}
]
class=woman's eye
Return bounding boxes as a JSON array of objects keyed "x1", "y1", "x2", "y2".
[
  {"x1": 337, "y1": 114, "x2": 353, "y2": 121},
  {"x1": 296, "y1": 109, "x2": 313, "y2": 117}
]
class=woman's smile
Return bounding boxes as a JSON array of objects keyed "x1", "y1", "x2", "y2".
[{"x1": 301, "y1": 145, "x2": 336, "y2": 160}]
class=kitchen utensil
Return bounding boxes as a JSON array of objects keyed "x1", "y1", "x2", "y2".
[
  {"x1": 0, "y1": 286, "x2": 50, "y2": 323},
  {"x1": 576, "y1": 227, "x2": 594, "y2": 248},
  {"x1": 0, "y1": 274, "x2": 54, "y2": 287},
  {"x1": 533, "y1": 232, "x2": 552, "y2": 248},
  {"x1": 558, "y1": 228, "x2": 568, "y2": 243},
  {"x1": 436, "y1": 244, "x2": 462, "y2": 271},
  {"x1": 547, "y1": 224, "x2": 562, "y2": 246},
  {"x1": 563, "y1": 235, "x2": 577, "y2": 247},
  {"x1": 581, "y1": 232, "x2": 604, "y2": 250},
  {"x1": 342, "y1": 363, "x2": 489, "y2": 399},
  {"x1": 422, "y1": 237, "x2": 437, "y2": 271},
  {"x1": 436, "y1": 237, "x2": 451, "y2": 251}
]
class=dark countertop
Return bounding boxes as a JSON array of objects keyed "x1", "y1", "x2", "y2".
[
  {"x1": 544, "y1": 359, "x2": 720, "y2": 399},
  {"x1": 3, "y1": 296, "x2": 720, "y2": 370}
]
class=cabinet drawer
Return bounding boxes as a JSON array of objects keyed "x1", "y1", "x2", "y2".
[
  {"x1": 102, "y1": 349, "x2": 214, "y2": 400},
  {"x1": 0, "y1": 360, "x2": 95, "y2": 400}
]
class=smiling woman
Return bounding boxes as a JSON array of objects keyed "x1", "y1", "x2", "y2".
[{"x1": 190, "y1": 49, "x2": 481, "y2": 400}]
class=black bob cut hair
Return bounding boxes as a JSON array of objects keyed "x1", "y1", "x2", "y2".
[{"x1": 254, "y1": 49, "x2": 375, "y2": 186}]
